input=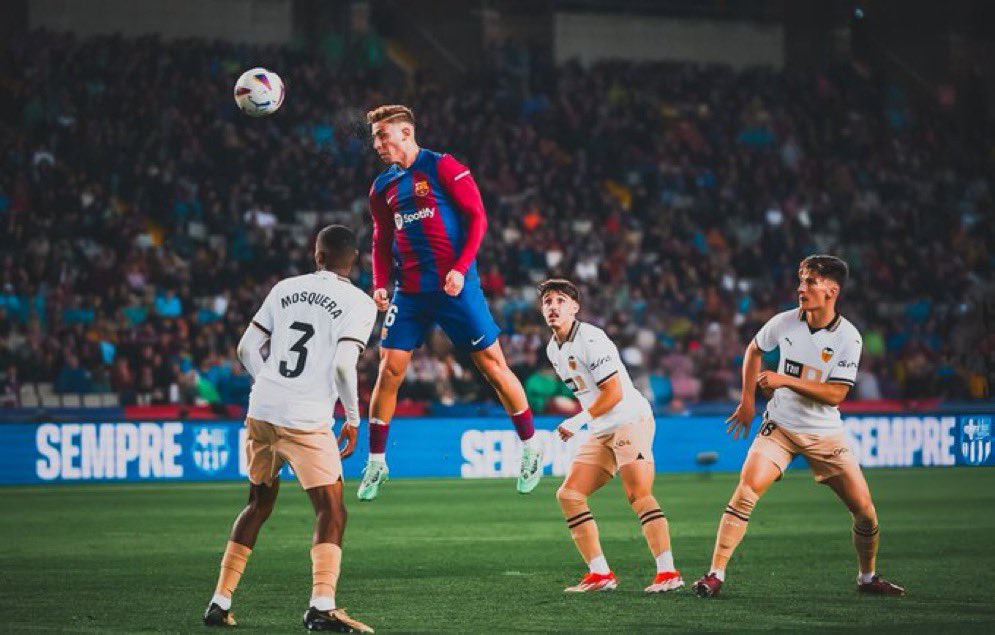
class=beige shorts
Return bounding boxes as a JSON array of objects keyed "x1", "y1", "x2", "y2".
[
  {"x1": 573, "y1": 416, "x2": 655, "y2": 476},
  {"x1": 749, "y1": 416, "x2": 860, "y2": 483},
  {"x1": 245, "y1": 417, "x2": 342, "y2": 490}
]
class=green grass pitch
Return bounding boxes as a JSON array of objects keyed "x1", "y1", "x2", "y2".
[{"x1": 1, "y1": 467, "x2": 994, "y2": 633}]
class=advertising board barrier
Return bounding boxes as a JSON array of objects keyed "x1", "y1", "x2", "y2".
[{"x1": 0, "y1": 413, "x2": 989, "y2": 485}]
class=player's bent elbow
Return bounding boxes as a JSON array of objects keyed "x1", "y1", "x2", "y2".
[
  {"x1": 333, "y1": 363, "x2": 351, "y2": 382},
  {"x1": 236, "y1": 347, "x2": 252, "y2": 371},
  {"x1": 826, "y1": 385, "x2": 850, "y2": 406},
  {"x1": 600, "y1": 380, "x2": 623, "y2": 410},
  {"x1": 603, "y1": 393, "x2": 623, "y2": 412}
]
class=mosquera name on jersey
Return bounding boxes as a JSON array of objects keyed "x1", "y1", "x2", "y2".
[
  {"x1": 248, "y1": 270, "x2": 377, "y2": 430},
  {"x1": 546, "y1": 321, "x2": 652, "y2": 436},
  {"x1": 755, "y1": 309, "x2": 863, "y2": 434}
]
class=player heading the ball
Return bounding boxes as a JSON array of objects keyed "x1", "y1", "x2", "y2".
[
  {"x1": 358, "y1": 104, "x2": 543, "y2": 500},
  {"x1": 540, "y1": 279, "x2": 684, "y2": 593},
  {"x1": 693, "y1": 255, "x2": 905, "y2": 599}
]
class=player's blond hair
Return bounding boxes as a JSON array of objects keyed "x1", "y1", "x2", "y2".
[{"x1": 366, "y1": 104, "x2": 415, "y2": 126}]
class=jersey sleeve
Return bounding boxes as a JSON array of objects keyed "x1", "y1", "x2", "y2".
[
  {"x1": 754, "y1": 312, "x2": 789, "y2": 353},
  {"x1": 337, "y1": 297, "x2": 377, "y2": 352},
  {"x1": 584, "y1": 329, "x2": 624, "y2": 386},
  {"x1": 369, "y1": 183, "x2": 394, "y2": 290},
  {"x1": 250, "y1": 284, "x2": 280, "y2": 335},
  {"x1": 436, "y1": 154, "x2": 487, "y2": 275},
  {"x1": 827, "y1": 332, "x2": 862, "y2": 386}
]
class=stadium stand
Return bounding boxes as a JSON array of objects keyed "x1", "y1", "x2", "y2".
[{"x1": 0, "y1": 30, "x2": 991, "y2": 414}]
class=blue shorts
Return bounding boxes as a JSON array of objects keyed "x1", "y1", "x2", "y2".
[{"x1": 381, "y1": 284, "x2": 501, "y2": 353}]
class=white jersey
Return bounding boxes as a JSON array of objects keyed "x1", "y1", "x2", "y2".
[
  {"x1": 546, "y1": 321, "x2": 653, "y2": 436},
  {"x1": 755, "y1": 309, "x2": 862, "y2": 434},
  {"x1": 247, "y1": 270, "x2": 377, "y2": 430}
]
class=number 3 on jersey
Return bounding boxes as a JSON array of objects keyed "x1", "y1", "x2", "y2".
[{"x1": 279, "y1": 321, "x2": 314, "y2": 378}]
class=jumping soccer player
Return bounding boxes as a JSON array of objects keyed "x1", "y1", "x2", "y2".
[
  {"x1": 203, "y1": 225, "x2": 376, "y2": 632},
  {"x1": 358, "y1": 104, "x2": 542, "y2": 500},
  {"x1": 693, "y1": 255, "x2": 905, "y2": 598},
  {"x1": 540, "y1": 279, "x2": 683, "y2": 593}
]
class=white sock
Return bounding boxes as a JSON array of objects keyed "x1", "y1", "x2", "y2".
[
  {"x1": 859, "y1": 571, "x2": 875, "y2": 584},
  {"x1": 310, "y1": 595, "x2": 335, "y2": 611},
  {"x1": 709, "y1": 568, "x2": 726, "y2": 582},
  {"x1": 211, "y1": 593, "x2": 231, "y2": 611},
  {"x1": 369, "y1": 452, "x2": 386, "y2": 463},
  {"x1": 655, "y1": 550, "x2": 675, "y2": 573},
  {"x1": 523, "y1": 436, "x2": 540, "y2": 450},
  {"x1": 588, "y1": 555, "x2": 610, "y2": 575}
]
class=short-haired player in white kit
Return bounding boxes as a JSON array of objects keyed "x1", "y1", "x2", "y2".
[
  {"x1": 694, "y1": 255, "x2": 905, "y2": 598},
  {"x1": 539, "y1": 279, "x2": 683, "y2": 594},
  {"x1": 203, "y1": 225, "x2": 376, "y2": 633}
]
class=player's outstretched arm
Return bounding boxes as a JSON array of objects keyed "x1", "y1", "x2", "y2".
[
  {"x1": 369, "y1": 185, "x2": 394, "y2": 310},
  {"x1": 758, "y1": 372, "x2": 850, "y2": 406},
  {"x1": 726, "y1": 340, "x2": 763, "y2": 440},
  {"x1": 438, "y1": 155, "x2": 487, "y2": 283},
  {"x1": 236, "y1": 322, "x2": 269, "y2": 378},
  {"x1": 557, "y1": 375, "x2": 623, "y2": 440},
  {"x1": 333, "y1": 341, "x2": 363, "y2": 458}
]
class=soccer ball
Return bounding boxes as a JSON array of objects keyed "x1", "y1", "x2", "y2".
[{"x1": 233, "y1": 68, "x2": 285, "y2": 117}]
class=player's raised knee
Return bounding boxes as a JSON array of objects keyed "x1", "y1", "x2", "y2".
[
  {"x1": 556, "y1": 485, "x2": 585, "y2": 506},
  {"x1": 626, "y1": 489, "x2": 652, "y2": 505},
  {"x1": 251, "y1": 499, "x2": 275, "y2": 518},
  {"x1": 247, "y1": 489, "x2": 277, "y2": 519},
  {"x1": 730, "y1": 482, "x2": 759, "y2": 515},
  {"x1": 853, "y1": 503, "x2": 876, "y2": 526},
  {"x1": 378, "y1": 354, "x2": 407, "y2": 382}
]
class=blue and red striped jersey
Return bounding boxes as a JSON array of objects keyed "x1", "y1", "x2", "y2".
[{"x1": 369, "y1": 148, "x2": 487, "y2": 293}]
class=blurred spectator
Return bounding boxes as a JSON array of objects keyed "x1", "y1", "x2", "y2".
[
  {"x1": 54, "y1": 355, "x2": 92, "y2": 394},
  {"x1": 1, "y1": 364, "x2": 20, "y2": 407},
  {"x1": 525, "y1": 366, "x2": 573, "y2": 413},
  {"x1": 155, "y1": 290, "x2": 183, "y2": 318},
  {"x1": 855, "y1": 359, "x2": 883, "y2": 401}
]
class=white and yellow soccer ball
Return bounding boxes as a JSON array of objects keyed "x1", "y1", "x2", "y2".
[{"x1": 233, "y1": 68, "x2": 285, "y2": 117}]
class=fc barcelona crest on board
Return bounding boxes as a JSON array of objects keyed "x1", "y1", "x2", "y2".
[{"x1": 960, "y1": 416, "x2": 992, "y2": 466}]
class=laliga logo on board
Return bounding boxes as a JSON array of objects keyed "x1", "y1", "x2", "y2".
[
  {"x1": 192, "y1": 427, "x2": 230, "y2": 475},
  {"x1": 960, "y1": 416, "x2": 992, "y2": 466}
]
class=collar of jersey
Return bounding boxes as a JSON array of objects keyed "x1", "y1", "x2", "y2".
[
  {"x1": 554, "y1": 320, "x2": 581, "y2": 348},
  {"x1": 394, "y1": 148, "x2": 427, "y2": 175},
  {"x1": 314, "y1": 270, "x2": 351, "y2": 284},
  {"x1": 799, "y1": 309, "x2": 842, "y2": 334}
]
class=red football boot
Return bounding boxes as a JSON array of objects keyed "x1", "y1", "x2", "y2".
[
  {"x1": 693, "y1": 573, "x2": 723, "y2": 598},
  {"x1": 645, "y1": 570, "x2": 684, "y2": 593},
  {"x1": 564, "y1": 571, "x2": 619, "y2": 592},
  {"x1": 858, "y1": 575, "x2": 905, "y2": 596}
]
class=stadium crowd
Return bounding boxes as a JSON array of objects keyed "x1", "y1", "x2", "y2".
[{"x1": 0, "y1": 30, "x2": 991, "y2": 411}]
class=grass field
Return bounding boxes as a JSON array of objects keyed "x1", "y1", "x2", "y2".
[{"x1": 1, "y1": 467, "x2": 994, "y2": 633}]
